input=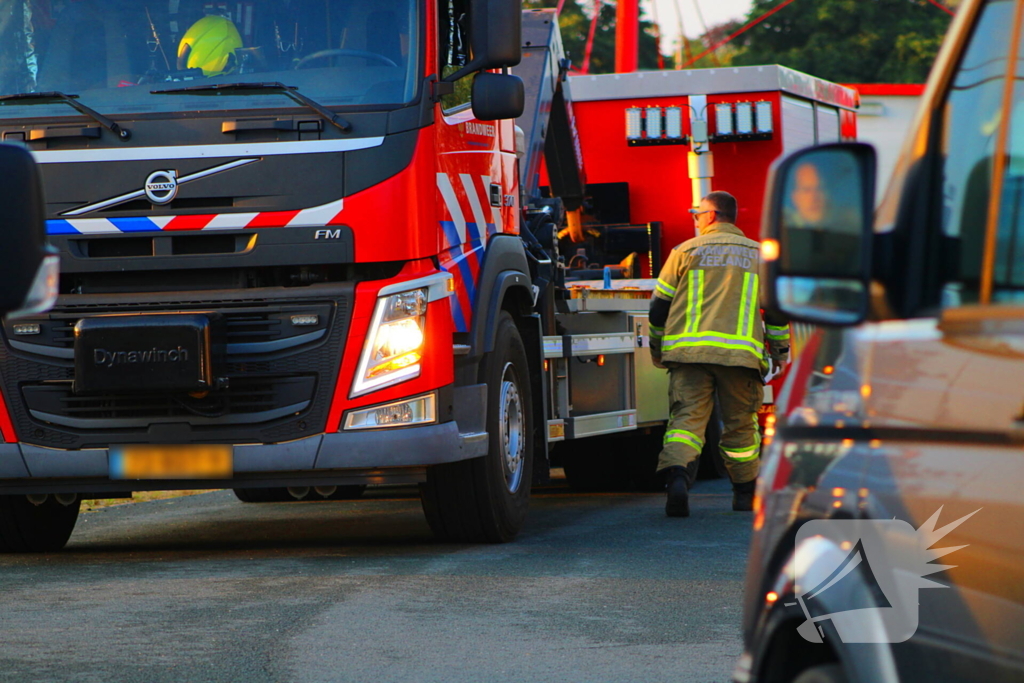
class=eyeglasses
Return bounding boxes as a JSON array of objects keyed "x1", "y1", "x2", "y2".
[{"x1": 689, "y1": 209, "x2": 717, "y2": 217}]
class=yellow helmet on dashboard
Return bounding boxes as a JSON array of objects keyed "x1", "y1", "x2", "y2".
[{"x1": 177, "y1": 15, "x2": 243, "y2": 77}]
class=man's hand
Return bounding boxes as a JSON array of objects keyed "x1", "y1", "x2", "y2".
[
  {"x1": 652, "y1": 355, "x2": 667, "y2": 370},
  {"x1": 771, "y1": 346, "x2": 790, "y2": 368}
]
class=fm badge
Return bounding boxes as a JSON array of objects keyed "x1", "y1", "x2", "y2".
[{"x1": 145, "y1": 170, "x2": 179, "y2": 205}]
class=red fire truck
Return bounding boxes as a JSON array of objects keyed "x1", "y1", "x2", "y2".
[{"x1": 0, "y1": 0, "x2": 855, "y2": 551}]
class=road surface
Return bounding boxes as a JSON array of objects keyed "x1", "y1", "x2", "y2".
[{"x1": 0, "y1": 478, "x2": 751, "y2": 683}]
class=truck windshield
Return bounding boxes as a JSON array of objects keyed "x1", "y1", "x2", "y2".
[{"x1": 0, "y1": 0, "x2": 420, "y2": 120}]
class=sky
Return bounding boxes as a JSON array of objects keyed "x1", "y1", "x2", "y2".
[{"x1": 647, "y1": 0, "x2": 754, "y2": 53}]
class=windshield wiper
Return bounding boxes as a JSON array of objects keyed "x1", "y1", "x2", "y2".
[
  {"x1": 151, "y1": 82, "x2": 352, "y2": 133},
  {"x1": 0, "y1": 91, "x2": 131, "y2": 141}
]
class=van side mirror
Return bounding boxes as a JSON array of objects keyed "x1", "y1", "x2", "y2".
[
  {"x1": 470, "y1": 0, "x2": 522, "y2": 70},
  {"x1": 761, "y1": 143, "x2": 876, "y2": 326},
  {"x1": 0, "y1": 144, "x2": 58, "y2": 318},
  {"x1": 471, "y1": 72, "x2": 525, "y2": 120}
]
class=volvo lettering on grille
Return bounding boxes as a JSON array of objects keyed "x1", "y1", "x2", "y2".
[{"x1": 144, "y1": 170, "x2": 179, "y2": 205}]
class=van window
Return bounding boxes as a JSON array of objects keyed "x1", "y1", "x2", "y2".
[
  {"x1": 939, "y1": 0, "x2": 1016, "y2": 306},
  {"x1": 994, "y1": 43, "x2": 1024, "y2": 300}
]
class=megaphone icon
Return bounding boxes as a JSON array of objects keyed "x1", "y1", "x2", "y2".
[{"x1": 795, "y1": 539, "x2": 892, "y2": 643}]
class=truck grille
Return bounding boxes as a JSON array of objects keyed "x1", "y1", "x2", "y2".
[{"x1": 0, "y1": 287, "x2": 352, "y2": 449}]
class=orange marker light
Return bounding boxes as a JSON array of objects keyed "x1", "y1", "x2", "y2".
[
  {"x1": 766, "y1": 591, "x2": 779, "y2": 604},
  {"x1": 753, "y1": 493, "x2": 765, "y2": 531},
  {"x1": 761, "y1": 239, "x2": 780, "y2": 262},
  {"x1": 832, "y1": 487, "x2": 845, "y2": 497},
  {"x1": 833, "y1": 500, "x2": 842, "y2": 509},
  {"x1": 823, "y1": 365, "x2": 835, "y2": 375},
  {"x1": 597, "y1": 355, "x2": 606, "y2": 367}
]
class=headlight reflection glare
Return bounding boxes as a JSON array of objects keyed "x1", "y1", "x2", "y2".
[{"x1": 352, "y1": 288, "x2": 428, "y2": 396}]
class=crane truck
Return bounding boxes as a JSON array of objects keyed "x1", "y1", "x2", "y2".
[{"x1": 0, "y1": 0, "x2": 856, "y2": 551}]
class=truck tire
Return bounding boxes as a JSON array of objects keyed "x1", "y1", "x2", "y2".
[
  {"x1": 233, "y1": 487, "x2": 294, "y2": 503},
  {"x1": 793, "y1": 664, "x2": 848, "y2": 683},
  {"x1": 628, "y1": 426, "x2": 667, "y2": 492},
  {"x1": 419, "y1": 311, "x2": 533, "y2": 543},
  {"x1": 560, "y1": 436, "x2": 631, "y2": 492},
  {"x1": 233, "y1": 486, "x2": 366, "y2": 503},
  {"x1": 0, "y1": 495, "x2": 80, "y2": 553}
]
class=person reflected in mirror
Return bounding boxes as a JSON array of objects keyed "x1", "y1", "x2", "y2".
[
  {"x1": 782, "y1": 158, "x2": 863, "y2": 278},
  {"x1": 648, "y1": 191, "x2": 790, "y2": 518},
  {"x1": 788, "y1": 161, "x2": 828, "y2": 228}
]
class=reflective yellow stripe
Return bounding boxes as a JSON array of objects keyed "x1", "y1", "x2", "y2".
[
  {"x1": 662, "y1": 330, "x2": 762, "y2": 357},
  {"x1": 737, "y1": 272, "x2": 751, "y2": 337},
  {"x1": 665, "y1": 429, "x2": 703, "y2": 451},
  {"x1": 765, "y1": 323, "x2": 789, "y2": 341},
  {"x1": 663, "y1": 330, "x2": 757, "y2": 343},
  {"x1": 685, "y1": 270, "x2": 704, "y2": 334},
  {"x1": 721, "y1": 445, "x2": 759, "y2": 462},
  {"x1": 656, "y1": 279, "x2": 677, "y2": 298},
  {"x1": 663, "y1": 338, "x2": 764, "y2": 357},
  {"x1": 748, "y1": 274, "x2": 759, "y2": 337},
  {"x1": 684, "y1": 271, "x2": 697, "y2": 334}
]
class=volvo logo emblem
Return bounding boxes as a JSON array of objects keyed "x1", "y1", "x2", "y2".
[{"x1": 144, "y1": 170, "x2": 179, "y2": 205}]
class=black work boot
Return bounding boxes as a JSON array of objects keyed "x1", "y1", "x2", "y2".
[
  {"x1": 732, "y1": 479, "x2": 756, "y2": 512},
  {"x1": 663, "y1": 466, "x2": 690, "y2": 518}
]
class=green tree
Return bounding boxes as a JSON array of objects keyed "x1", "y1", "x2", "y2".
[
  {"x1": 730, "y1": 0, "x2": 953, "y2": 83},
  {"x1": 524, "y1": 0, "x2": 667, "y2": 73},
  {"x1": 677, "y1": 20, "x2": 744, "y2": 69}
]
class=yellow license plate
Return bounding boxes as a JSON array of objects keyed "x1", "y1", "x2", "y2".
[{"x1": 109, "y1": 445, "x2": 233, "y2": 480}]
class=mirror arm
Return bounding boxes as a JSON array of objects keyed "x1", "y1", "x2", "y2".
[{"x1": 442, "y1": 59, "x2": 485, "y2": 83}]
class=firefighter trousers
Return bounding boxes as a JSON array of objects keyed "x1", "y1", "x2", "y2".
[{"x1": 656, "y1": 363, "x2": 762, "y2": 485}]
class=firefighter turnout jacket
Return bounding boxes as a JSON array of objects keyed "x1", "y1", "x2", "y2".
[{"x1": 649, "y1": 222, "x2": 789, "y2": 371}]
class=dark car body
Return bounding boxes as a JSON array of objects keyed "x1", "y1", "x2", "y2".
[{"x1": 736, "y1": 1, "x2": 1024, "y2": 681}]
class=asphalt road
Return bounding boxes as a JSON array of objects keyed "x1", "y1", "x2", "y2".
[{"x1": 0, "y1": 478, "x2": 751, "y2": 683}]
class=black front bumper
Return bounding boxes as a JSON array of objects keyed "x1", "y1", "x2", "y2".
[{"x1": 0, "y1": 418, "x2": 489, "y2": 495}]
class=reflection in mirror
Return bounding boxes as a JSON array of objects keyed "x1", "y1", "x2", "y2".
[
  {"x1": 776, "y1": 276, "x2": 865, "y2": 325},
  {"x1": 781, "y1": 149, "x2": 866, "y2": 278}
]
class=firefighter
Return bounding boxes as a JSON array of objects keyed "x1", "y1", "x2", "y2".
[{"x1": 648, "y1": 191, "x2": 790, "y2": 517}]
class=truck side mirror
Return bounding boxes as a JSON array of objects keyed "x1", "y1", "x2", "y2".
[
  {"x1": 469, "y1": 0, "x2": 522, "y2": 70},
  {"x1": 472, "y1": 72, "x2": 525, "y2": 121},
  {"x1": 761, "y1": 143, "x2": 876, "y2": 326},
  {"x1": 0, "y1": 144, "x2": 59, "y2": 318}
]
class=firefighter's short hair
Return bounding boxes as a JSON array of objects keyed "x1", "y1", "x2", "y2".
[{"x1": 704, "y1": 191, "x2": 737, "y2": 224}]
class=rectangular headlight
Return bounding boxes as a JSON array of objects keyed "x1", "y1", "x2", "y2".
[
  {"x1": 625, "y1": 107, "x2": 642, "y2": 140},
  {"x1": 664, "y1": 106, "x2": 683, "y2": 139},
  {"x1": 755, "y1": 101, "x2": 774, "y2": 133},
  {"x1": 715, "y1": 103, "x2": 734, "y2": 136},
  {"x1": 343, "y1": 393, "x2": 437, "y2": 430},
  {"x1": 351, "y1": 288, "x2": 427, "y2": 397},
  {"x1": 735, "y1": 102, "x2": 754, "y2": 135},
  {"x1": 644, "y1": 106, "x2": 662, "y2": 140}
]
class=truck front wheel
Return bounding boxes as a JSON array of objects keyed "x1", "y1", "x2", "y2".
[
  {"x1": 420, "y1": 311, "x2": 533, "y2": 543},
  {"x1": 0, "y1": 494, "x2": 80, "y2": 553}
]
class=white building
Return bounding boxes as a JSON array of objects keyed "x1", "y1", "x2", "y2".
[{"x1": 846, "y1": 84, "x2": 925, "y2": 205}]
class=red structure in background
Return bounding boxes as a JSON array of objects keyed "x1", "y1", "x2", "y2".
[{"x1": 615, "y1": 0, "x2": 639, "y2": 72}]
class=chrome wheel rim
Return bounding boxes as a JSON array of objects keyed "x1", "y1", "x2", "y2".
[{"x1": 499, "y1": 362, "x2": 525, "y2": 494}]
